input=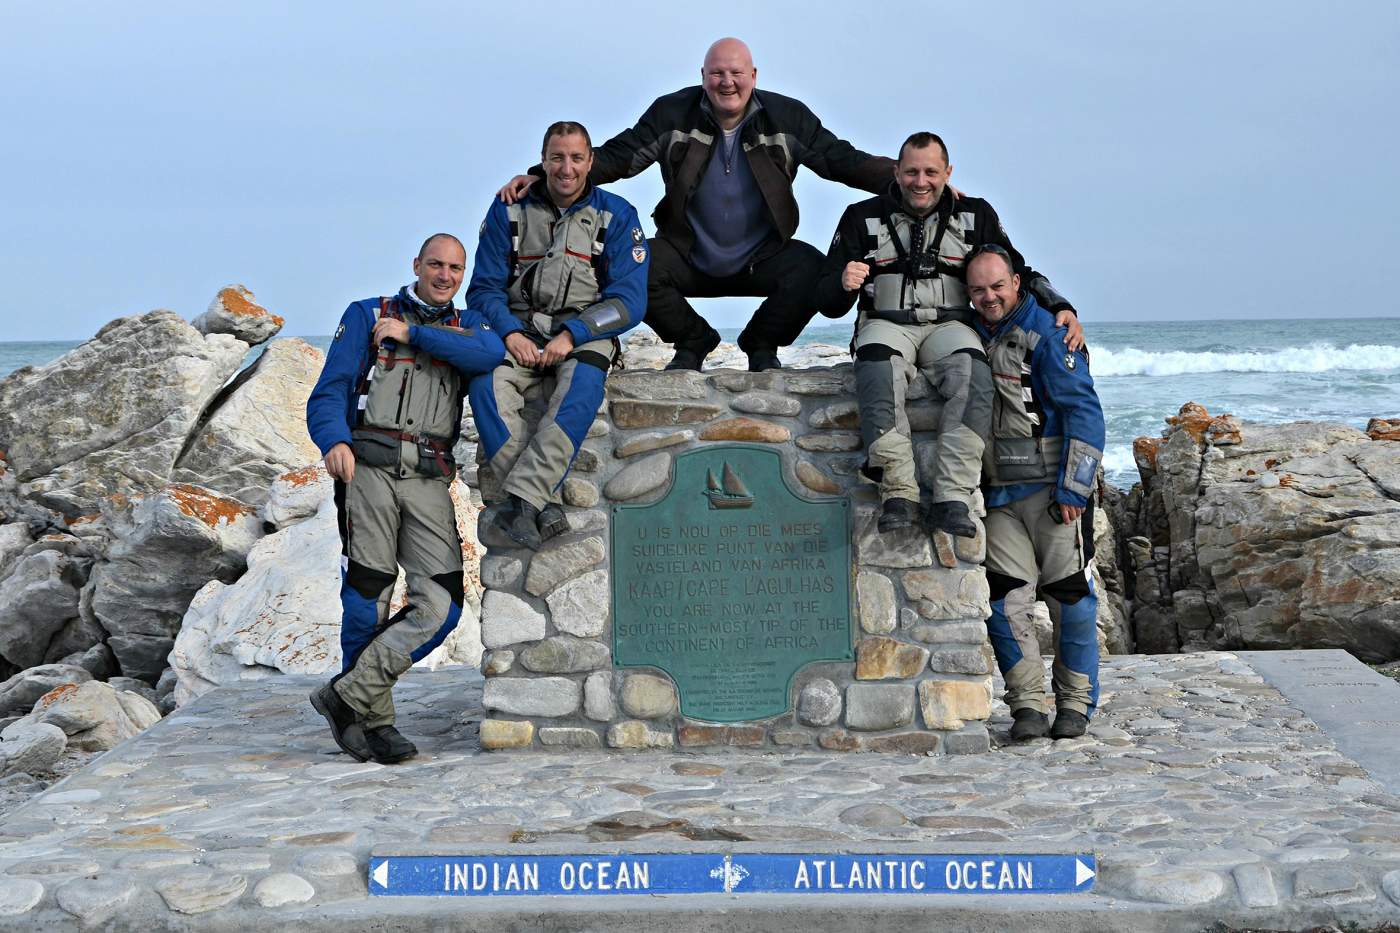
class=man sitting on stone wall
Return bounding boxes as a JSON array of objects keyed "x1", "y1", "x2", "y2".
[
  {"x1": 305, "y1": 234, "x2": 504, "y2": 764},
  {"x1": 497, "y1": 37, "x2": 892, "y2": 373},
  {"x1": 467, "y1": 121, "x2": 648, "y2": 550},
  {"x1": 813, "y1": 131, "x2": 1083, "y2": 537},
  {"x1": 966, "y1": 245, "x2": 1105, "y2": 740}
]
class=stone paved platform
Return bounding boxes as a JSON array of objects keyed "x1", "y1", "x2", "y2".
[{"x1": 2, "y1": 651, "x2": 1400, "y2": 931}]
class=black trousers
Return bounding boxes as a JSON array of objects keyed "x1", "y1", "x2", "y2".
[{"x1": 645, "y1": 235, "x2": 826, "y2": 354}]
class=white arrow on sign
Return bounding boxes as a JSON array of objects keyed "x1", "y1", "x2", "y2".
[
  {"x1": 372, "y1": 860, "x2": 389, "y2": 889},
  {"x1": 1075, "y1": 859, "x2": 1095, "y2": 886}
]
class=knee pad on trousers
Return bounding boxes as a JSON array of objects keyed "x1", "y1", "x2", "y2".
[
  {"x1": 987, "y1": 571, "x2": 1030, "y2": 602},
  {"x1": 854, "y1": 346, "x2": 901, "y2": 453},
  {"x1": 431, "y1": 570, "x2": 465, "y2": 608},
  {"x1": 567, "y1": 349, "x2": 612, "y2": 372},
  {"x1": 960, "y1": 350, "x2": 993, "y2": 439},
  {"x1": 856, "y1": 343, "x2": 898, "y2": 362},
  {"x1": 346, "y1": 561, "x2": 396, "y2": 601},
  {"x1": 1042, "y1": 570, "x2": 1091, "y2": 605}
]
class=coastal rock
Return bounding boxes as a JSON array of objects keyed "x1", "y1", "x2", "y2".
[
  {"x1": 0, "y1": 722, "x2": 67, "y2": 777},
  {"x1": 0, "y1": 310, "x2": 248, "y2": 517},
  {"x1": 0, "y1": 664, "x2": 93, "y2": 718},
  {"x1": 0, "y1": 548, "x2": 85, "y2": 669},
  {"x1": 18, "y1": 680, "x2": 161, "y2": 752},
  {"x1": 172, "y1": 337, "x2": 323, "y2": 507},
  {"x1": 170, "y1": 478, "x2": 483, "y2": 705},
  {"x1": 261, "y1": 465, "x2": 333, "y2": 529},
  {"x1": 89, "y1": 483, "x2": 263, "y2": 681},
  {"x1": 1127, "y1": 406, "x2": 1400, "y2": 660},
  {"x1": 191, "y1": 285, "x2": 284, "y2": 346}
]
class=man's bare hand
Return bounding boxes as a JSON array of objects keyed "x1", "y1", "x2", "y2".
[
  {"x1": 497, "y1": 175, "x2": 538, "y2": 205},
  {"x1": 540, "y1": 331, "x2": 575, "y2": 368},
  {"x1": 1055, "y1": 310, "x2": 1085, "y2": 353},
  {"x1": 843, "y1": 261, "x2": 871, "y2": 292},
  {"x1": 372, "y1": 318, "x2": 411, "y2": 346},
  {"x1": 1058, "y1": 502, "x2": 1085, "y2": 525},
  {"x1": 324, "y1": 443, "x2": 355, "y2": 484},
  {"x1": 505, "y1": 332, "x2": 541, "y2": 367}
]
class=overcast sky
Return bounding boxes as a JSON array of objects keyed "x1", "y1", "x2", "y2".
[{"x1": 3, "y1": 1, "x2": 1397, "y2": 342}]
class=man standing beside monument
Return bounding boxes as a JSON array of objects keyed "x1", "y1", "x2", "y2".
[
  {"x1": 813, "y1": 132, "x2": 1083, "y2": 537},
  {"x1": 966, "y1": 245, "x2": 1105, "y2": 741},
  {"x1": 468, "y1": 122, "x2": 648, "y2": 550},
  {"x1": 305, "y1": 234, "x2": 504, "y2": 764},
  {"x1": 497, "y1": 37, "x2": 892, "y2": 373}
]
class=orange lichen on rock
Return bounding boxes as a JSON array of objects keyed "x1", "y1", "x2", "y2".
[
  {"x1": 1205, "y1": 414, "x2": 1243, "y2": 445},
  {"x1": 1166, "y1": 402, "x2": 1215, "y2": 441},
  {"x1": 1133, "y1": 436, "x2": 1162, "y2": 471},
  {"x1": 218, "y1": 285, "x2": 286, "y2": 327},
  {"x1": 279, "y1": 464, "x2": 324, "y2": 487},
  {"x1": 1366, "y1": 418, "x2": 1400, "y2": 441},
  {"x1": 166, "y1": 483, "x2": 255, "y2": 527},
  {"x1": 65, "y1": 513, "x2": 100, "y2": 526},
  {"x1": 36, "y1": 682, "x2": 80, "y2": 709},
  {"x1": 1278, "y1": 474, "x2": 1296, "y2": 488}
]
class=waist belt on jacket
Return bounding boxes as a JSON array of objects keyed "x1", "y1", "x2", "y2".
[
  {"x1": 358, "y1": 426, "x2": 455, "y2": 474},
  {"x1": 864, "y1": 306, "x2": 973, "y2": 326}
]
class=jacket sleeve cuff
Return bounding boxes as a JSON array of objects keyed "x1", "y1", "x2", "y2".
[
  {"x1": 564, "y1": 320, "x2": 591, "y2": 344},
  {"x1": 1059, "y1": 437, "x2": 1102, "y2": 501}
]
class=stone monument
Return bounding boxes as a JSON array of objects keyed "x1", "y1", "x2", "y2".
[{"x1": 474, "y1": 365, "x2": 994, "y2": 753}]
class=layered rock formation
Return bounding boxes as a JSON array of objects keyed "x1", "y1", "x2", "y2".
[
  {"x1": 1124, "y1": 405, "x2": 1400, "y2": 660},
  {"x1": 0, "y1": 287, "x2": 317, "y2": 695}
]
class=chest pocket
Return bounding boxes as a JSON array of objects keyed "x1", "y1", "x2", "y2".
[
  {"x1": 507, "y1": 205, "x2": 606, "y2": 322},
  {"x1": 987, "y1": 333, "x2": 1054, "y2": 482}
]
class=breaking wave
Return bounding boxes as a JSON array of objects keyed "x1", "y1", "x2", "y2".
[{"x1": 1092, "y1": 343, "x2": 1400, "y2": 377}]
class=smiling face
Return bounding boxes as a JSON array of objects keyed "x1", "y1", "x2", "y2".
[
  {"x1": 967, "y1": 250, "x2": 1022, "y2": 326},
  {"x1": 895, "y1": 141, "x2": 953, "y2": 217},
  {"x1": 412, "y1": 236, "x2": 467, "y2": 306},
  {"x1": 542, "y1": 130, "x2": 594, "y2": 209},
  {"x1": 701, "y1": 38, "x2": 756, "y2": 129}
]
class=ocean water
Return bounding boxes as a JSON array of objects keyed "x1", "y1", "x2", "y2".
[{"x1": 3, "y1": 317, "x2": 1396, "y2": 490}]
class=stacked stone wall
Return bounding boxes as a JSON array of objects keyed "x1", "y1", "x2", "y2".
[{"x1": 474, "y1": 365, "x2": 994, "y2": 753}]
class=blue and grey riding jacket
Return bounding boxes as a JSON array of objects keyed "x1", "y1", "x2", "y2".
[
  {"x1": 974, "y1": 293, "x2": 1105, "y2": 510},
  {"x1": 466, "y1": 184, "x2": 647, "y2": 346}
]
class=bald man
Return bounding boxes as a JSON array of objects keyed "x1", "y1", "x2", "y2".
[
  {"x1": 305, "y1": 234, "x2": 504, "y2": 764},
  {"x1": 500, "y1": 38, "x2": 893, "y2": 372}
]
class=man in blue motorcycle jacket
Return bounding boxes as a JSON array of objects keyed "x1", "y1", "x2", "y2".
[
  {"x1": 968, "y1": 245, "x2": 1106, "y2": 741},
  {"x1": 305, "y1": 234, "x2": 504, "y2": 764},
  {"x1": 467, "y1": 121, "x2": 648, "y2": 550}
]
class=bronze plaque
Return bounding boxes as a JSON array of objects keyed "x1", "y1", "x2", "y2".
[{"x1": 611, "y1": 445, "x2": 852, "y2": 722}]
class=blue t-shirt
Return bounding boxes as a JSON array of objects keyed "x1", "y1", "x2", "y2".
[{"x1": 686, "y1": 123, "x2": 775, "y2": 277}]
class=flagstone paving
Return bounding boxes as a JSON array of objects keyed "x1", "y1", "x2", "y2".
[{"x1": 2, "y1": 651, "x2": 1400, "y2": 931}]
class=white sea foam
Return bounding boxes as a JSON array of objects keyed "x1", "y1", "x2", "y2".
[{"x1": 1093, "y1": 343, "x2": 1400, "y2": 377}]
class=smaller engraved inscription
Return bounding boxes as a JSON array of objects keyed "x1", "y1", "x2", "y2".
[{"x1": 612, "y1": 445, "x2": 852, "y2": 722}]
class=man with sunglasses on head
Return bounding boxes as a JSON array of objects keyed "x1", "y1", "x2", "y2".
[
  {"x1": 814, "y1": 132, "x2": 1083, "y2": 538},
  {"x1": 496, "y1": 37, "x2": 892, "y2": 373},
  {"x1": 467, "y1": 121, "x2": 648, "y2": 551},
  {"x1": 966, "y1": 245, "x2": 1105, "y2": 741}
]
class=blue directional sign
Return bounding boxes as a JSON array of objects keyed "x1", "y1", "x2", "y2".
[{"x1": 368, "y1": 853, "x2": 1096, "y2": 897}]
